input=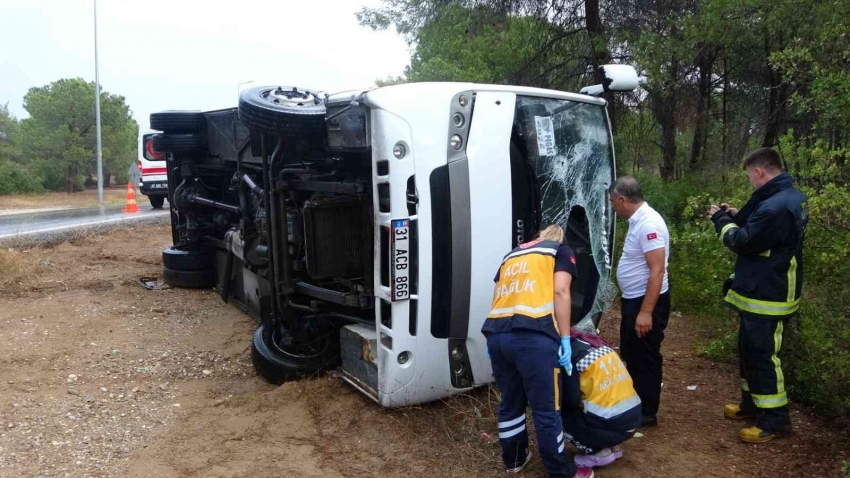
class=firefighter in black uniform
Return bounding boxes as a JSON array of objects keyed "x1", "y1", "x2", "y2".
[{"x1": 708, "y1": 147, "x2": 807, "y2": 443}]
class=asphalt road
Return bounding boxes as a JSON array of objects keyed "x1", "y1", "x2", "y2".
[{"x1": 0, "y1": 203, "x2": 171, "y2": 241}]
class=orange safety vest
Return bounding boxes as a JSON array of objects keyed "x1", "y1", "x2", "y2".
[{"x1": 482, "y1": 239, "x2": 562, "y2": 341}]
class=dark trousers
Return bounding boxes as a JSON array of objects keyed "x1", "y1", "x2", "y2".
[
  {"x1": 738, "y1": 312, "x2": 792, "y2": 431},
  {"x1": 561, "y1": 408, "x2": 636, "y2": 455},
  {"x1": 620, "y1": 291, "x2": 671, "y2": 418},
  {"x1": 488, "y1": 331, "x2": 575, "y2": 478}
]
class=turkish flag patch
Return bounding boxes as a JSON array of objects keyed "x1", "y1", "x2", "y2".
[
  {"x1": 646, "y1": 232, "x2": 658, "y2": 241},
  {"x1": 570, "y1": 255, "x2": 577, "y2": 264}
]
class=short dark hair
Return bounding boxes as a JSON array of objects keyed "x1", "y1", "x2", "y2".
[
  {"x1": 742, "y1": 147, "x2": 784, "y2": 172},
  {"x1": 609, "y1": 176, "x2": 644, "y2": 203}
]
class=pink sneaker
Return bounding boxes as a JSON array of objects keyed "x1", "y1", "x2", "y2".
[
  {"x1": 574, "y1": 467, "x2": 595, "y2": 478},
  {"x1": 574, "y1": 448, "x2": 621, "y2": 468}
]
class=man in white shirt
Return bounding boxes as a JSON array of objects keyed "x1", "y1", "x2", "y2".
[{"x1": 609, "y1": 176, "x2": 670, "y2": 428}]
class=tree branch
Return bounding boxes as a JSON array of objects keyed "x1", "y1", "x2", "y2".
[{"x1": 509, "y1": 27, "x2": 586, "y2": 84}]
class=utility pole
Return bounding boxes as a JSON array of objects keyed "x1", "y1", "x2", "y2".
[{"x1": 94, "y1": 0, "x2": 103, "y2": 204}]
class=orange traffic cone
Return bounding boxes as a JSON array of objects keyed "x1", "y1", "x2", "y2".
[{"x1": 123, "y1": 181, "x2": 139, "y2": 213}]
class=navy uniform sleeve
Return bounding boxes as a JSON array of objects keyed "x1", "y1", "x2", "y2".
[
  {"x1": 711, "y1": 207, "x2": 777, "y2": 256},
  {"x1": 555, "y1": 244, "x2": 578, "y2": 278}
]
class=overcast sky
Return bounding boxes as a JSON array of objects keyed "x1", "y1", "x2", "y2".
[{"x1": 0, "y1": 0, "x2": 411, "y2": 129}]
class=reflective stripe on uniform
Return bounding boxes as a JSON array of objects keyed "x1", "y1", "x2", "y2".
[
  {"x1": 582, "y1": 394, "x2": 642, "y2": 419},
  {"x1": 499, "y1": 414, "x2": 526, "y2": 429},
  {"x1": 499, "y1": 424, "x2": 527, "y2": 438},
  {"x1": 787, "y1": 257, "x2": 798, "y2": 302},
  {"x1": 488, "y1": 302, "x2": 554, "y2": 318},
  {"x1": 724, "y1": 290, "x2": 799, "y2": 316},
  {"x1": 554, "y1": 368, "x2": 561, "y2": 411},
  {"x1": 720, "y1": 223, "x2": 739, "y2": 239},
  {"x1": 772, "y1": 321, "x2": 785, "y2": 397},
  {"x1": 752, "y1": 391, "x2": 788, "y2": 408},
  {"x1": 741, "y1": 378, "x2": 749, "y2": 392},
  {"x1": 498, "y1": 413, "x2": 527, "y2": 439},
  {"x1": 759, "y1": 249, "x2": 771, "y2": 257}
]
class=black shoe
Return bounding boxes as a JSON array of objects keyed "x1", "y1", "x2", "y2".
[{"x1": 640, "y1": 415, "x2": 658, "y2": 428}]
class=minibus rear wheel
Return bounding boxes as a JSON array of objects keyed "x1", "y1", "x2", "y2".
[
  {"x1": 150, "y1": 111, "x2": 206, "y2": 133},
  {"x1": 251, "y1": 319, "x2": 339, "y2": 384}
]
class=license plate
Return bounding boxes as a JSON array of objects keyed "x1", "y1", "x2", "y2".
[
  {"x1": 390, "y1": 219, "x2": 410, "y2": 301},
  {"x1": 151, "y1": 183, "x2": 167, "y2": 189}
]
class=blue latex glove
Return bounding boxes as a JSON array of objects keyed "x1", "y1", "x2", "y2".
[
  {"x1": 558, "y1": 337, "x2": 573, "y2": 375},
  {"x1": 485, "y1": 347, "x2": 490, "y2": 359}
]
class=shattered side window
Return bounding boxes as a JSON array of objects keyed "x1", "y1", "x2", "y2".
[{"x1": 515, "y1": 96, "x2": 616, "y2": 330}]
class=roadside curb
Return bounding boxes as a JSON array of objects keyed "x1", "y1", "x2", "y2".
[{"x1": 0, "y1": 213, "x2": 170, "y2": 249}]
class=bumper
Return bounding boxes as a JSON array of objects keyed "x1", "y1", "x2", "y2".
[{"x1": 140, "y1": 180, "x2": 168, "y2": 196}]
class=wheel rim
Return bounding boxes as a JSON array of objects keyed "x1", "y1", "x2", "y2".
[
  {"x1": 269, "y1": 321, "x2": 332, "y2": 360},
  {"x1": 262, "y1": 87, "x2": 318, "y2": 107}
]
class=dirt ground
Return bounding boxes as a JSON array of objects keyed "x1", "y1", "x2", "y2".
[{"x1": 0, "y1": 224, "x2": 847, "y2": 478}]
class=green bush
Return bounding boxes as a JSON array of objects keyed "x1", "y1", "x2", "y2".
[
  {"x1": 0, "y1": 158, "x2": 44, "y2": 195},
  {"x1": 29, "y1": 158, "x2": 71, "y2": 192}
]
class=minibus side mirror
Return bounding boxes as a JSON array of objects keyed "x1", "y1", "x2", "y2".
[{"x1": 580, "y1": 65, "x2": 646, "y2": 96}]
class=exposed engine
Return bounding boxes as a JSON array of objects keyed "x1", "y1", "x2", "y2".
[{"x1": 151, "y1": 91, "x2": 375, "y2": 332}]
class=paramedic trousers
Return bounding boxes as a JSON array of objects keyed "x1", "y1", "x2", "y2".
[
  {"x1": 738, "y1": 312, "x2": 792, "y2": 432},
  {"x1": 620, "y1": 291, "x2": 671, "y2": 419},
  {"x1": 487, "y1": 330, "x2": 575, "y2": 478},
  {"x1": 561, "y1": 408, "x2": 636, "y2": 455}
]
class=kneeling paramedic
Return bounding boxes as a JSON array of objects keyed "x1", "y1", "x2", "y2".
[
  {"x1": 482, "y1": 225, "x2": 594, "y2": 478},
  {"x1": 709, "y1": 147, "x2": 807, "y2": 443},
  {"x1": 561, "y1": 330, "x2": 641, "y2": 469}
]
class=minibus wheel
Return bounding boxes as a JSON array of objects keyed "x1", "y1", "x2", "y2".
[
  {"x1": 238, "y1": 85, "x2": 325, "y2": 136},
  {"x1": 251, "y1": 319, "x2": 339, "y2": 384},
  {"x1": 150, "y1": 111, "x2": 206, "y2": 134}
]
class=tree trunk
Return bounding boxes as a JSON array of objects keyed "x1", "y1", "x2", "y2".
[
  {"x1": 762, "y1": 33, "x2": 790, "y2": 148},
  {"x1": 66, "y1": 165, "x2": 73, "y2": 193},
  {"x1": 690, "y1": 45, "x2": 716, "y2": 169},
  {"x1": 722, "y1": 57, "x2": 728, "y2": 167},
  {"x1": 762, "y1": 66, "x2": 790, "y2": 147},
  {"x1": 653, "y1": 51, "x2": 679, "y2": 182},
  {"x1": 651, "y1": 90, "x2": 678, "y2": 182},
  {"x1": 660, "y1": 106, "x2": 677, "y2": 181},
  {"x1": 585, "y1": 0, "x2": 616, "y2": 132}
]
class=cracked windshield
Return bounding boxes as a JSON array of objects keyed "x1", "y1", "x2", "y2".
[{"x1": 515, "y1": 96, "x2": 616, "y2": 329}]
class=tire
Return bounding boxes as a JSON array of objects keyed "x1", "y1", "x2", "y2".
[
  {"x1": 150, "y1": 111, "x2": 206, "y2": 133},
  {"x1": 251, "y1": 321, "x2": 340, "y2": 384},
  {"x1": 152, "y1": 133, "x2": 206, "y2": 154},
  {"x1": 162, "y1": 266, "x2": 215, "y2": 289},
  {"x1": 162, "y1": 245, "x2": 215, "y2": 272},
  {"x1": 238, "y1": 85, "x2": 326, "y2": 136},
  {"x1": 149, "y1": 195, "x2": 165, "y2": 209}
]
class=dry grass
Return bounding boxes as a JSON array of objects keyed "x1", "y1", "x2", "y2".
[
  {"x1": 0, "y1": 188, "x2": 127, "y2": 211},
  {"x1": 0, "y1": 247, "x2": 50, "y2": 292},
  {"x1": 302, "y1": 376, "x2": 512, "y2": 477}
]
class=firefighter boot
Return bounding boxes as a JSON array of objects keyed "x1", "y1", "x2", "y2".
[
  {"x1": 739, "y1": 426, "x2": 789, "y2": 444},
  {"x1": 724, "y1": 404, "x2": 755, "y2": 421}
]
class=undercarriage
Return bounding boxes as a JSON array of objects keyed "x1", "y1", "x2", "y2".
[{"x1": 152, "y1": 87, "x2": 376, "y2": 383}]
